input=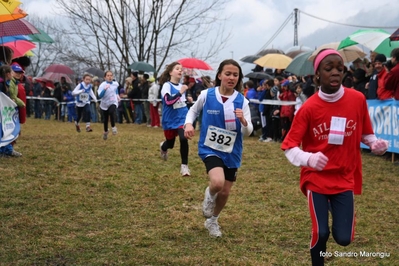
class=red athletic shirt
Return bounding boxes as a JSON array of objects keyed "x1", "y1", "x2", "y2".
[{"x1": 281, "y1": 88, "x2": 374, "y2": 195}]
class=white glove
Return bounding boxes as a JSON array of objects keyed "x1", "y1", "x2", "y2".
[
  {"x1": 370, "y1": 139, "x2": 389, "y2": 155},
  {"x1": 307, "y1": 152, "x2": 329, "y2": 171}
]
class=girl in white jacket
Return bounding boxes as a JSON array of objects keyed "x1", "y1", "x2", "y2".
[{"x1": 98, "y1": 71, "x2": 120, "y2": 140}]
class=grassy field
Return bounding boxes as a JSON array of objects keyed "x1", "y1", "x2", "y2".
[{"x1": 0, "y1": 118, "x2": 398, "y2": 265}]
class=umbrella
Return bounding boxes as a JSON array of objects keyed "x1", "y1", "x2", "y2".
[
  {"x1": 28, "y1": 28, "x2": 54, "y2": 43},
  {"x1": 337, "y1": 29, "x2": 398, "y2": 57},
  {"x1": 257, "y1": 48, "x2": 284, "y2": 56},
  {"x1": 35, "y1": 77, "x2": 55, "y2": 89},
  {"x1": 84, "y1": 67, "x2": 105, "y2": 77},
  {"x1": 240, "y1": 55, "x2": 261, "y2": 63},
  {"x1": 41, "y1": 72, "x2": 73, "y2": 84},
  {"x1": 285, "y1": 51, "x2": 314, "y2": 77},
  {"x1": 0, "y1": 35, "x2": 30, "y2": 44},
  {"x1": 254, "y1": 53, "x2": 292, "y2": 69},
  {"x1": 389, "y1": 28, "x2": 399, "y2": 41},
  {"x1": 0, "y1": 0, "x2": 23, "y2": 13},
  {"x1": 25, "y1": 50, "x2": 34, "y2": 57},
  {"x1": 177, "y1": 57, "x2": 213, "y2": 70},
  {"x1": 0, "y1": 19, "x2": 39, "y2": 37},
  {"x1": 44, "y1": 64, "x2": 74, "y2": 75},
  {"x1": 128, "y1": 61, "x2": 156, "y2": 72},
  {"x1": 285, "y1": 45, "x2": 313, "y2": 58},
  {"x1": 245, "y1": 72, "x2": 273, "y2": 80},
  {"x1": 308, "y1": 42, "x2": 366, "y2": 63},
  {"x1": 0, "y1": 4, "x2": 27, "y2": 23},
  {"x1": 3, "y1": 40, "x2": 36, "y2": 58}
]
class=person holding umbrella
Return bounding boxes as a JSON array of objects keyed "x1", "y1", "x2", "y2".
[{"x1": 281, "y1": 49, "x2": 389, "y2": 266}]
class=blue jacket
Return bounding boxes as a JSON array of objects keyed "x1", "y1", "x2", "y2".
[{"x1": 63, "y1": 90, "x2": 75, "y2": 106}]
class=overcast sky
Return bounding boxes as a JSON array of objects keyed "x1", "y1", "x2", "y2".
[{"x1": 21, "y1": 0, "x2": 399, "y2": 73}]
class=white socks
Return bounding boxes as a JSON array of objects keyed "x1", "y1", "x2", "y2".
[
  {"x1": 208, "y1": 189, "x2": 218, "y2": 201},
  {"x1": 209, "y1": 215, "x2": 219, "y2": 223}
]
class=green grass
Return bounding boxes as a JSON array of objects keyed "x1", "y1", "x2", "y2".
[{"x1": 0, "y1": 118, "x2": 398, "y2": 265}]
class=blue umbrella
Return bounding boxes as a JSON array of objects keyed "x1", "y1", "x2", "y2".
[
  {"x1": 0, "y1": 35, "x2": 30, "y2": 44},
  {"x1": 285, "y1": 51, "x2": 314, "y2": 77}
]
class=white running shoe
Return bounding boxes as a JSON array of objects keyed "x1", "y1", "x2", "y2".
[
  {"x1": 112, "y1": 127, "x2": 118, "y2": 135},
  {"x1": 160, "y1": 142, "x2": 168, "y2": 161},
  {"x1": 204, "y1": 219, "x2": 222, "y2": 237},
  {"x1": 262, "y1": 137, "x2": 273, "y2": 143},
  {"x1": 180, "y1": 164, "x2": 191, "y2": 176},
  {"x1": 103, "y1": 131, "x2": 109, "y2": 140},
  {"x1": 202, "y1": 187, "x2": 216, "y2": 218},
  {"x1": 10, "y1": 150, "x2": 22, "y2": 157}
]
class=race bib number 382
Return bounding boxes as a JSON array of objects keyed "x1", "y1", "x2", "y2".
[
  {"x1": 204, "y1": 126, "x2": 237, "y2": 153},
  {"x1": 80, "y1": 93, "x2": 89, "y2": 102}
]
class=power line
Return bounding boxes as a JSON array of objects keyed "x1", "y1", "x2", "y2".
[
  {"x1": 299, "y1": 9, "x2": 398, "y2": 29},
  {"x1": 256, "y1": 12, "x2": 293, "y2": 53}
]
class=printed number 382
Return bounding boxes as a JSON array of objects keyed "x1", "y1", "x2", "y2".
[{"x1": 209, "y1": 132, "x2": 232, "y2": 146}]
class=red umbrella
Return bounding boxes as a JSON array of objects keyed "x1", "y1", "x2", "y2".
[
  {"x1": 44, "y1": 64, "x2": 74, "y2": 75},
  {"x1": 35, "y1": 77, "x2": 55, "y2": 89},
  {"x1": 177, "y1": 58, "x2": 213, "y2": 70},
  {"x1": 3, "y1": 40, "x2": 36, "y2": 58},
  {"x1": 389, "y1": 28, "x2": 399, "y2": 41},
  {"x1": 42, "y1": 72, "x2": 73, "y2": 84},
  {"x1": 0, "y1": 19, "x2": 39, "y2": 37}
]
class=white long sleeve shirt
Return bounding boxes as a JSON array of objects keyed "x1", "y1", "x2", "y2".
[{"x1": 185, "y1": 88, "x2": 253, "y2": 136}]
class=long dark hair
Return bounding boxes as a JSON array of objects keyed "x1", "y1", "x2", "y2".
[
  {"x1": 0, "y1": 46, "x2": 13, "y2": 65},
  {"x1": 0, "y1": 65, "x2": 11, "y2": 93},
  {"x1": 158, "y1": 62, "x2": 181, "y2": 85},
  {"x1": 214, "y1": 59, "x2": 243, "y2": 92}
]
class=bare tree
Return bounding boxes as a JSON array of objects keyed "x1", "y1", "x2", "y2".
[
  {"x1": 48, "y1": 0, "x2": 230, "y2": 79},
  {"x1": 24, "y1": 15, "x2": 89, "y2": 82}
]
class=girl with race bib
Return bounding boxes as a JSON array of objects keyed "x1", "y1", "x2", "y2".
[
  {"x1": 98, "y1": 71, "x2": 120, "y2": 140},
  {"x1": 158, "y1": 62, "x2": 193, "y2": 176},
  {"x1": 281, "y1": 49, "x2": 388, "y2": 265},
  {"x1": 72, "y1": 74, "x2": 97, "y2": 132},
  {"x1": 184, "y1": 59, "x2": 253, "y2": 237}
]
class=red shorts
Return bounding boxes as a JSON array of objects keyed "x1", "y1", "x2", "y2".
[{"x1": 163, "y1": 126, "x2": 183, "y2": 140}]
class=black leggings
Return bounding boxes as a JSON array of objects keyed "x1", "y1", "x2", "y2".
[
  {"x1": 102, "y1": 105, "x2": 116, "y2": 132},
  {"x1": 308, "y1": 190, "x2": 355, "y2": 266},
  {"x1": 76, "y1": 104, "x2": 91, "y2": 123},
  {"x1": 161, "y1": 128, "x2": 188, "y2": 164}
]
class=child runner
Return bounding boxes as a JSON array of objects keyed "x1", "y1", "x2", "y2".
[
  {"x1": 98, "y1": 71, "x2": 120, "y2": 140},
  {"x1": 72, "y1": 74, "x2": 97, "y2": 132},
  {"x1": 184, "y1": 59, "x2": 253, "y2": 237},
  {"x1": 281, "y1": 49, "x2": 388, "y2": 266},
  {"x1": 159, "y1": 62, "x2": 193, "y2": 176},
  {"x1": 63, "y1": 86, "x2": 77, "y2": 123}
]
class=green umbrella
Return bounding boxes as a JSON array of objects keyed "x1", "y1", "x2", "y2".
[
  {"x1": 337, "y1": 29, "x2": 399, "y2": 57},
  {"x1": 128, "y1": 61, "x2": 156, "y2": 73},
  {"x1": 28, "y1": 28, "x2": 54, "y2": 43},
  {"x1": 337, "y1": 37, "x2": 358, "y2": 50},
  {"x1": 373, "y1": 38, "x2": 399, "y2": 57},
  {"x1": 285, "y1": 51, "x2": 314, "y2": 77}
]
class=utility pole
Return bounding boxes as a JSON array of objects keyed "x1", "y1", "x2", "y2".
[
  {"x1": 293, "y1": 8, "x2": 299, "y2": 46},
  {"x1": 230, "y1": 51, "x2": 234, "y2": 59}
]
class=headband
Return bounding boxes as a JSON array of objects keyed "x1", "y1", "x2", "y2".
[{"x1": 313, "y1": 49, "x2": 343, "y2": 74}]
